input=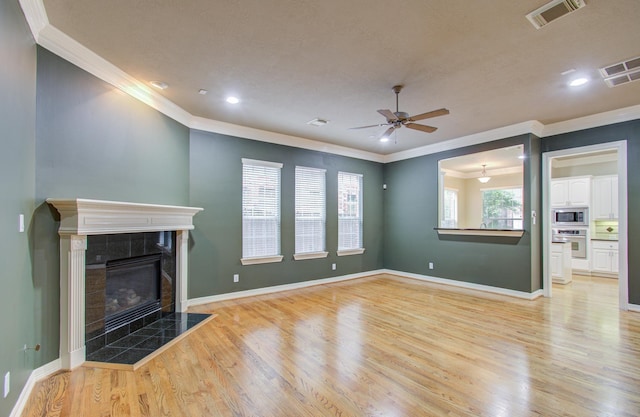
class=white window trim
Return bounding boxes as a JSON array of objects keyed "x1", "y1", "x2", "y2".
[
  {"x1": 240, "y1": 255, "x2": 284, "y2": 265},
  {"x1": 337, "y1": 248, "x2": 366, "y2": 257},
  {"x1": 337, "y1": 171, "x2": 364, "y2": 253},
  {"x1": 241, "y1": 158, "x2": 283, "y2": 169},
  {"x1": 294, "y1": 166, "x2": 327, "y2": 258},
  {"x1": 293, "y1": 251, "x2": 329, "y2": 261},
  {"x1": 241, "y1": 158, "x2": 282, "y2": 262}
]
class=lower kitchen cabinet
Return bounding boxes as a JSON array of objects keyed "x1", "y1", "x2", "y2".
[{"x1": 591, "y1": 240, "x2": 618, "y2": 276}]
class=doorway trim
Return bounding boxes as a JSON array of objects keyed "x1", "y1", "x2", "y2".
[{"x1": 542, "y1": 140, "x2": 628, "y2": 309}]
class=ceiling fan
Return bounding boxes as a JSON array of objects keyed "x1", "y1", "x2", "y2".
[{"x1": 351, "y1": 85, "x2": 449, "y2": 140}]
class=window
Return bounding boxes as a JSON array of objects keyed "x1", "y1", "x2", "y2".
[
  {"x1": 442, "y1": 188, "x2": 458, "y2": 228},
  {"x1": 241, "y1": 158, "x2": 283, "y2": 265},
  {"x1": 481, "y1": 187, "x2": 523, "y2": 229},
  {"x1": 337, "y1": 171, "x2": 364, "y2": 255},
  {"x1": 294, "y1": 166, "x2": 327, "y2": 260}
]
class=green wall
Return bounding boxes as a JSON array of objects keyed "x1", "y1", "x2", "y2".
[
  {"x1": 0, "y1": 1, "x2": 37, "y2": 415},
  {"x1": 188, "y1": 130, "x2": 384, "y2": 298},
  {"x1": 541, "y1": 120, "x2": 640, "y2": 305},
  {"x1": 33, "y1": 47, "x2": 191, "y2": 369},
  {"x1": 383, "y1": 135, "x2": 541, "y2": 293}
]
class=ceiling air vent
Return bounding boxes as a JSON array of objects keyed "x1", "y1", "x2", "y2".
[
  {"x1": 600, "y1": 56, "x2": 640, "y2": 87},
  {"x1": 526, "y1": 0, "x2": 586, "y2": 29}
]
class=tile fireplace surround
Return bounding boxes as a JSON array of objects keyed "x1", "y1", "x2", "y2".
[{"x1": 47, "y1": 198, "x2": 203, "y2": 370}]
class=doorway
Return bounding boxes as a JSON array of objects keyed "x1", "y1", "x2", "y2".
[{"x1": 541, "y1": 141, "x2": 628, "y2": 309}]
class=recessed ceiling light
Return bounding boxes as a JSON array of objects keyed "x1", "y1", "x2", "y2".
[
  {"x1": 150, "y1": 81, "x2": 168, "y2": 90},
  {"x1": 380, "y1": 137, "x2": 390, "y2": 143},
  {"x1": 198, "y1": 89, "x2": 208, "y2": 95},
  {"x1": 226, "y1": 96, "x2": 240, "y2": 104},
  {"x1": 569, "y1": 77, "x2": 589, "y2": 87},
  {"x1": 306, "y1": 118, "x2": 329, "y2": 127}
]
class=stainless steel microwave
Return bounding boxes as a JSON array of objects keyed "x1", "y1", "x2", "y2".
[{"x1": 552, "y1": 207, "x2": 588, "y2": 226}]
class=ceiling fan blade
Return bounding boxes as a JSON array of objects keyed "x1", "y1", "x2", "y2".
[
  {"x1": 380, "y1": 125, "x2": 397, "y2": 139},
  {"x1": 377, "y1": 109, "x2": 398, "y2": 122},
  {"x1": 408, "y1": 108, "x2": 450, "y2": 122},
  {"x1": 406, "y1": 123, "x2": 437, "y2": 133},
  {"x1": 349, "y1": 123, "x2": 388, "y2": 130}
]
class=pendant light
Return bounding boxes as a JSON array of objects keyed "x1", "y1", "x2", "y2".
[{"x1": 478, "y1": 164, "x2": 491, "y2": 183}]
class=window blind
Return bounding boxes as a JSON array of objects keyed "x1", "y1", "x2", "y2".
[
  {"x1": 242, "y1": 159, "x2": 282, "y2": 259},
  {"x1": 295, "y1": 166, "x2": 326, "y2": 254},
  {"x1": 337, "y1": 171, "x2": 363, "y2": 250}
]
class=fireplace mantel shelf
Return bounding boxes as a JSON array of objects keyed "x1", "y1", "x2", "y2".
[{"x1": 47, "y1": 198, "x2": 203, "y2": 235}]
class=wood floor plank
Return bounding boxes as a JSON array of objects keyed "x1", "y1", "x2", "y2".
[{"x1": 21, "y1": 274, "x2": 640, "y2": 416}]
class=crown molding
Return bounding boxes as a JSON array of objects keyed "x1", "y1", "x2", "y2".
[
  {"x1": 19, "y1": 0, "x2": 640, "y2": 165},
  {"x1": 190, "y1": 116, "x2": 384, "y2": 162},
  {"x1": 18, "y1": 0, "x2": 47, "y2": 39},
  {"x1": 383, "y1": 121, "x2": 544, "y2": 163},
  {"x1": 541, "y1": 104, "x2": 640, "y2": 138}
]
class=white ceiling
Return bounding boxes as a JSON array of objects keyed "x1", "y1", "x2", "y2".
[{"x1": 41, "y1": 0, "x2": 640, "y2": 155}]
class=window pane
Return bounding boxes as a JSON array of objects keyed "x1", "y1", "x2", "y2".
[
  {"x1": 481, "y1": 187, "x2": 523, "y2": 229},
  {"x1": 242, "y1": 160, "x2": 281, "y2": 258},
  {"x1": 295, "y1": 166, "x2": 326, "y2": 254},
  {"x1": 443, "y1": 188, "x2": 458, "y2": 228},
  {"x1": 338, "y1": 172, "x2": 363, "y2": 250}
]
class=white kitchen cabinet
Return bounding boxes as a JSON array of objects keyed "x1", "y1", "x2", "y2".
[
  {"x1": 551, "y1": 242, "x2": 572, "y2": 284},
  {"x1": 550, "y1": 177, "x2": 591, "y2": 207},
  {"x1": 592, "y1": 175, "x2": 618, "y2": 220},
  {"x1": 591, "y1": 240, "x2": 618, "y2": 276}
]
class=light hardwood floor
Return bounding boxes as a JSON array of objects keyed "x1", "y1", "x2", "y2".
[{"x1": 22, "y1": 274, "x2": 640, "y2": 416}]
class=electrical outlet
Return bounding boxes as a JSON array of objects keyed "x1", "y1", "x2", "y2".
[
  {"x1": 4, "y1": 371, "x2": 9, "y2": 398},
  {"x1": 332, "y1": 263, "x2": 336, "y2": 271},
  {"x1": 233, "y1": 274, "x2": 239, "y2": 283},
  {"x1": 19, "y1": 214, "x2": 24, "y2": 233},
  {"x1": 429, "y1": 262, "x2": 434, "y2": 270}
]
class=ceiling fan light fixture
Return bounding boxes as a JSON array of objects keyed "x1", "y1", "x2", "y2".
[{"x1": 478, "y1": 164, "x2": 491, "y2": 183}]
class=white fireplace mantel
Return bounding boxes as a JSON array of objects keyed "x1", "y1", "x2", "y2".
[{"x1": 47, "y1": 198, "x2": 203, "y2": 369}]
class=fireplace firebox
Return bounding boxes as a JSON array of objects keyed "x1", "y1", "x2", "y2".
[{"x1": 104, "y1": 254, "x2": 162, "y2": 332}]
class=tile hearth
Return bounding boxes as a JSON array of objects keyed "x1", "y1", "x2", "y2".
[{"x1": 86, "y1": 313, "x2": 210, "y2": 366}]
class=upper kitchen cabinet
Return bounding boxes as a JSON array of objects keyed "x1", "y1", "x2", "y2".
[
  {"x1": 550, "y1": 177, "x2": 591, "y2": 207},
  {"x1": 592, "y1": 175, "x2": 618, "y2": 220}
]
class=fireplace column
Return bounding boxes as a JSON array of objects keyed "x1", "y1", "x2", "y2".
[
  {"x1": 176, "y1": 230, "x2": 189, "y2": 312},
  {"x1": 59, "y1": 234, "x2": 87, "y2": 369}
]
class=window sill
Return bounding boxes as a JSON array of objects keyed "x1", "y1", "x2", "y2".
[
  {"x1": 293, "y1": 251, "x2": 329, "y2": 261},
  {"x1": 240, "y1": 255, "x2": 284, "y2": 265},
  {"x1": 434, "y1": 228, "x2": 525, "y2": 237},
  {"x1": 337, "y1": 248, "x2": 366, "y2": 257}
]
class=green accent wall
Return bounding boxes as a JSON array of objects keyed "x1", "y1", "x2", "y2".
[
  {"x1": 0, "y1": 1, "x2": 36, "y2": 415},
  {"x1": 188, "y1": 130, "x2": 384, "y2": 297},
  {"x1": 33, "y1": 47, "x2": 190, "y2": 369},
  {"x1": 542, "y1": 120, "x2": 640, "y2": 305},
  {"x1": 383, "y1": 135, "x2": 541, "y2": 293}
]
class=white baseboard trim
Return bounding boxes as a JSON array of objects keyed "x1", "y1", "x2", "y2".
[
  {"x1": 383, "y1": 269, "x2": 544, "y2": 300},
  {"x1": 10, "y1": 358, "x2": 62, "y2": 417},
  {"x1": 185, "y1": 269, "x2": 386, "y2": 307},
  {"x1": 627, "y1": 304, "x2": 640, "y2": 313}
]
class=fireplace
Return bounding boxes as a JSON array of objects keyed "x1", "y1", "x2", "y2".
[
  {"x1": 84, "y1": 232, "x2": 177, "y2": 356},
  {"x1": 105, "y1": 254, "x2": 162, "y2": 330},
  {"x1": 47, "y1": 198, "x2": 203, "y2": 369}
]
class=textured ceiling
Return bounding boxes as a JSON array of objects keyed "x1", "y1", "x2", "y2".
[{"x1": 43, "y1": 0, "x2": 640, "y2": 155}]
